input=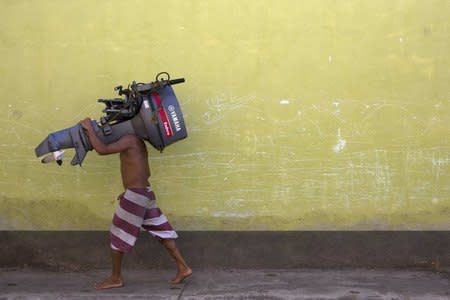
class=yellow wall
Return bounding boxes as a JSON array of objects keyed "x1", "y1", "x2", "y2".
[{"x1": 0, "y1": 0, "x2": 448, "y2": 230}]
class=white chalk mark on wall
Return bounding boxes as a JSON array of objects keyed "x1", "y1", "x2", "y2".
[{"x1": 333, "y1": 128, "x2": 347, "y2": 153}]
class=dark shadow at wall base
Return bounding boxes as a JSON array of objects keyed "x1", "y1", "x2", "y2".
[{"x1": 0, "y1": 231, "x2": 448, "y2": 271}]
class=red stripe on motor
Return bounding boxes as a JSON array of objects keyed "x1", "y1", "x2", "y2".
[{"x1": 152, "y1": 92, "x2": 173, "y2": 137}]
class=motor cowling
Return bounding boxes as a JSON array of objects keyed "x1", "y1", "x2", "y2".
[{"x1": 34, "y1": 74, "x2": 188, "y2": 166}]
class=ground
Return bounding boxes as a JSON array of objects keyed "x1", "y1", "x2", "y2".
[{"x1": 1, "y1": 268, "x2": 449, "y2": 299}]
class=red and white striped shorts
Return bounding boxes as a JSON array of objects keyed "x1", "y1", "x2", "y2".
[{"x1": 110, "y1": 186, "x2": 178, "y2": 252}]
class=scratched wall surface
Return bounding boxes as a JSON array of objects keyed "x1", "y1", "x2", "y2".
[{"x1": 0, "y1": 0, "x2": 448, "y2": 230}]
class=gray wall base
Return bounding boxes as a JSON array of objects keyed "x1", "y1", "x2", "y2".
[{"x1": 1, "y1": 231, "x2": 448, "y2": 271}]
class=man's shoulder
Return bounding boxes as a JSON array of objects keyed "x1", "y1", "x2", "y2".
[
  {"x1": 120, "y1": 134, "x2": 147, "y2": 151},
  {"x1": 120, "y1": 134, "x2": 143, "y2": 143}
]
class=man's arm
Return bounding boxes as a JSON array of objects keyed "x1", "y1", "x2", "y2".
[{"x1": 80, "y1": 118, "x2": 139, "y2": 155}]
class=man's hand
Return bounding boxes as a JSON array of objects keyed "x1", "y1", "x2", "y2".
[
  {"x1": 79, "y1": 117, "x2": 138, "y2": 155},
  {"x1": 80, "y1": 118, "x2": 94, "y2": 133}
]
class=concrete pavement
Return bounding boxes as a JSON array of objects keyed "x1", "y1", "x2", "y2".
[{"x1": 0, "y1": 268, "x2": 449, "y2": 299}]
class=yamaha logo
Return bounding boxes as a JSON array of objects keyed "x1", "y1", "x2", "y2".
[{"x1": 168, "y1": 105, "x2": 182, "y2": 132}]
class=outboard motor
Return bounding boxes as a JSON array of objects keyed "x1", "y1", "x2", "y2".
[{"x1": 35, "y1": 72, "x2": 188, "y2": 166}]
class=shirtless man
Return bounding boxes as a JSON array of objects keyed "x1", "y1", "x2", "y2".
[{"x1": 80, "y1": 118, "x2": 192, "y2": 290}]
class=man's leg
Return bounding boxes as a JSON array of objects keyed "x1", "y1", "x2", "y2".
[
  {"x1": 96, "y1": 189, "x2": 146, "y2": 289},
  {"x1": 141, "y1": 196, "x2": 192, "y2": 284},
  {"x1": 160, "y1": 239, "x2": 193, "y2": 284},
  {"x1": 95, "y1": 249, "x2": 124, "y2": 290}
]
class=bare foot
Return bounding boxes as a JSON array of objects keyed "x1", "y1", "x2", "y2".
[
  {"x1": 170, "y1": 268, "x2": 193, "y2": 284},
  {"x1": 95, "y1": 276, "x2": 124, "y2": 290}
]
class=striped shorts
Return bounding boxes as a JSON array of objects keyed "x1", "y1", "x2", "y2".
[{"x1": 110, "y1": 186, "x2": 178, "y2": 253}]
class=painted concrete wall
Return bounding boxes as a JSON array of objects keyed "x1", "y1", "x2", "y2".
[{"x1": 0, "y1": 0, "x2": 448, "y2": 230}]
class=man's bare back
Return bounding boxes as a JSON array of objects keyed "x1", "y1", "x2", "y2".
[
  {"x1": 119, "y1": 138, "x2": 150, "y2": 189},
  {"x1": 80, "y1": 118, "x2": 150, "y2": 188}
]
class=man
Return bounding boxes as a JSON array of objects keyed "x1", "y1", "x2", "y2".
[{"x1": 80, "y1": 118, "x2": 192, "y2": 290}]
